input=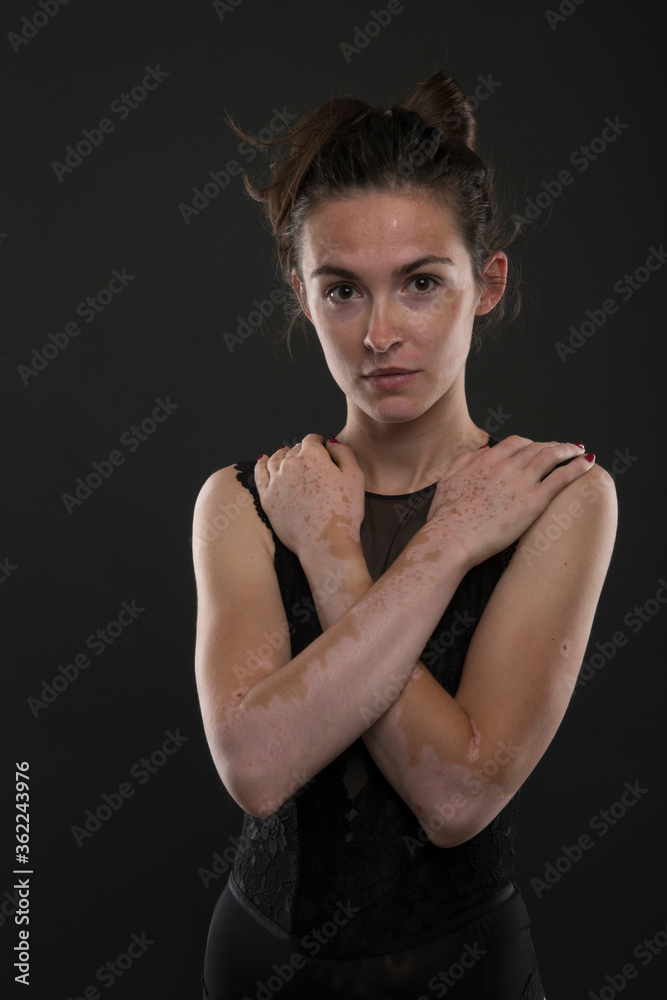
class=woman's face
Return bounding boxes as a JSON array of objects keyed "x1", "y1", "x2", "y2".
[{"x1": 293, "y1": 189, "x2": 506, "y2": 427}]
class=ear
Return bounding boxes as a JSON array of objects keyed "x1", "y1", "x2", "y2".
[
  {"x1": 474, "y1": 251, "x2": 508, "y2": 316},
  {"x1": 291, "y1": 268, "x2": 313, "y2": 323}
]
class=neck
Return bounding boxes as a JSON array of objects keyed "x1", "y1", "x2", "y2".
[{"x1": 334, "y1": 387, "x2": 490, "y2": 496}]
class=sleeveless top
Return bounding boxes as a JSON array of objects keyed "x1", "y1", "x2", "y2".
[{"x1": 229, "y1": 434, "x2": 519, "y2": 960}]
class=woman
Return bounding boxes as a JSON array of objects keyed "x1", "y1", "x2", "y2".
[{"x1": 192, "y1": 70, "x2": 617, "y2": 999}]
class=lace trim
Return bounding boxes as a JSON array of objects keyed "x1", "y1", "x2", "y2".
[{"x1": 234, "y1": 462, "x2": 275, "y2": 538}]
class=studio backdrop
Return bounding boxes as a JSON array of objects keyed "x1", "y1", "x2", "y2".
[{"x1": 3, "y1": 1, "x2": 665, "y2": 997}]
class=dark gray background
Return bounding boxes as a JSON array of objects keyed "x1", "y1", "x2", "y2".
[{"x1": 3, "y1": 0, "x2": 665, "y2": 997}]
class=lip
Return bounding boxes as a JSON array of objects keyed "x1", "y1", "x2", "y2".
[
  {"x1": 364, "y1": 367, "x2": 417, "y2": 376},
  {"x1": 362, "y1": 368, "x2": 420, "y2": 390}
]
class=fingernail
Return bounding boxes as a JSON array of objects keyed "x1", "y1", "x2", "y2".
[
  {"x1": 585, "y1": 453, "x2": 595, "y2": 463},
  {"x1": 327, "y1": 437, "x2": 339, "y2": 443},
  {"x1": 257, "y1": 454, "x2": 264, "y2": 460},
  {"x1": 574, "y1": 442, "x2": 585, "y2": 449}
]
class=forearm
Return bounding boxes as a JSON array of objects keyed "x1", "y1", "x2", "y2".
[
  {"x1": 223, "y1": 531, "x2": 472, "y2": 817},
  {"x1": 303, "y1": 545, "x2": 482, "y2": 845}
]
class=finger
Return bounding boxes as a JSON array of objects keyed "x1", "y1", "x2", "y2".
[
  {"x1": 536, "y1": 451, "x2": 595, "y2": 500},
  {"x1": 325, "y1": 437, "x2": 362, "y2": 473},
  {"x1": 300, "y1": 433, "x2": 324, "y2": 449},
  {"x1": 483, "y1": 434, "x2": 535, "y2": 459},
  {"x1": 254, "y1": 453, "x2": 269, "y2": 491},
  {"x1": 525, "y1": 441, "x2": 587, "y2": 480},
  {"x1": 266, "y1": 445, "x2": 290, "y2": 473}
]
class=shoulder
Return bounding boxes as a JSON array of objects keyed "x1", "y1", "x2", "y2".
[
  {"x1": 192, "y1": 463, "x2": 275, "y2": 560},
  {"x1": 515, "y1": 460, "x2": 617, "y2": 572}
]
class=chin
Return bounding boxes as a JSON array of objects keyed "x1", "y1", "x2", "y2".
[{"x1": 362, "y1": 397, "x2": 430, "y2": 424}]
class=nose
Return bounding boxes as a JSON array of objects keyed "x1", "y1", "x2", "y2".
[{"x1": 363, "y1": 300, "x2": 404, "y2": 354}]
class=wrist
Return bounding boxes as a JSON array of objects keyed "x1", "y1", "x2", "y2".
[
  {"x1": 301, "y1": 542, "x2": 372, "y2": 628},
  {"x1": 402, "y1": 521, "x2": 476, "y2": 578}
]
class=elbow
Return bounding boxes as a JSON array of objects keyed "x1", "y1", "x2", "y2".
[
  {"x1": 212, "y1": 749, "x2": 286, "y2": 819},
  {"x1": 422, "y1": 818, "x2": 476, "y2": 850},
  {"x1": 210, "y1": 734, "x2": 297, "y2": 820},
  {"x1": 419, "y1": 796, "x2": 494, "y2": 850}
]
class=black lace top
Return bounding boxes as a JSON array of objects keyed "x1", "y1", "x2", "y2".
[{"x1": 230, "y1": 434, "x2": 519, "y2": 960}]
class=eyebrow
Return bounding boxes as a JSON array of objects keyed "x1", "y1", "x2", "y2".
[{"x1": 309, "y1": 254, "x2": 456, "y2": 281}]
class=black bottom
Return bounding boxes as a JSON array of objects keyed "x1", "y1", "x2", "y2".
[{"x1": 202, "y1": 881, "x2": 544, "y2": 999}]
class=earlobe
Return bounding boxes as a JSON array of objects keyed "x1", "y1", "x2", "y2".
[
  {"x1": 474, "y1": 252, "x2": 508, "y2": 317},
  {"x1": 291, "y1": 269, "x2": 313, "y2": 322}
]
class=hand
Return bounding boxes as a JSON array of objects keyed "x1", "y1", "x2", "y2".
[
  {"x1": 424, "y1": 436, "x2": 594, "y2": 566},
  {"x1": 254, "y1": 434, "x2": 366, "y2": 562}
]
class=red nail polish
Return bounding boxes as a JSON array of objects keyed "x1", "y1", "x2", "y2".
[
  {"x1": 327, "y1": 437, "x2": 339, "y2": 443},
  {"x1": 585, "y1": 453, "x2": 595, "y2": 462},
  {"x1": 574, "y1": 442, "x2": 584, "y2": 449},
  {"x1": 257, "y1": 453, "x2": 264, "y2": 460}
]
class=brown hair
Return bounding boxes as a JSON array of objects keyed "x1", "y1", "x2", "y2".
[{"x1": 227, "y1": 69, "x2": 521, "y2": 353}]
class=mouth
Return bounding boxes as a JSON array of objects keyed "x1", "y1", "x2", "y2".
[{"x1": 362, "y1": 368, "x2": 420, "y2": 390}]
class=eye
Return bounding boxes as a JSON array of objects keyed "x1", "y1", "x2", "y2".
[
  {"x1": 407, "y1": 275, "x2": 439, "y2": 294},
  {"x1": 325, "y1": 283, "x2": 360, "y2": 303}
]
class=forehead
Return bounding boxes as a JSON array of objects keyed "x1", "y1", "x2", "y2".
[{"x1": 301, "y1": 190, "x2": 464, "y2": 266}]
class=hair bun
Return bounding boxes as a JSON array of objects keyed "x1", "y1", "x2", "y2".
[{"x1": 398, "y1": 69, "x2": 477, "y2": 150}]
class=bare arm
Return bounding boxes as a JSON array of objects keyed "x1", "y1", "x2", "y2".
[
  {"x1": 193, "y1": 460, "x2": 473, "y2": 819},
  {"x1": 193, "y1": 435, "x2": 615, "y2": 840},
  {"x1": 301, "y1": 462, "x2": 617, "y2": 846}
]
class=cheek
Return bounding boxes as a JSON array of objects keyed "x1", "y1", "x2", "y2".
[{"x1": 315, "y1": 330, "x2": 356, "y2": 381}]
